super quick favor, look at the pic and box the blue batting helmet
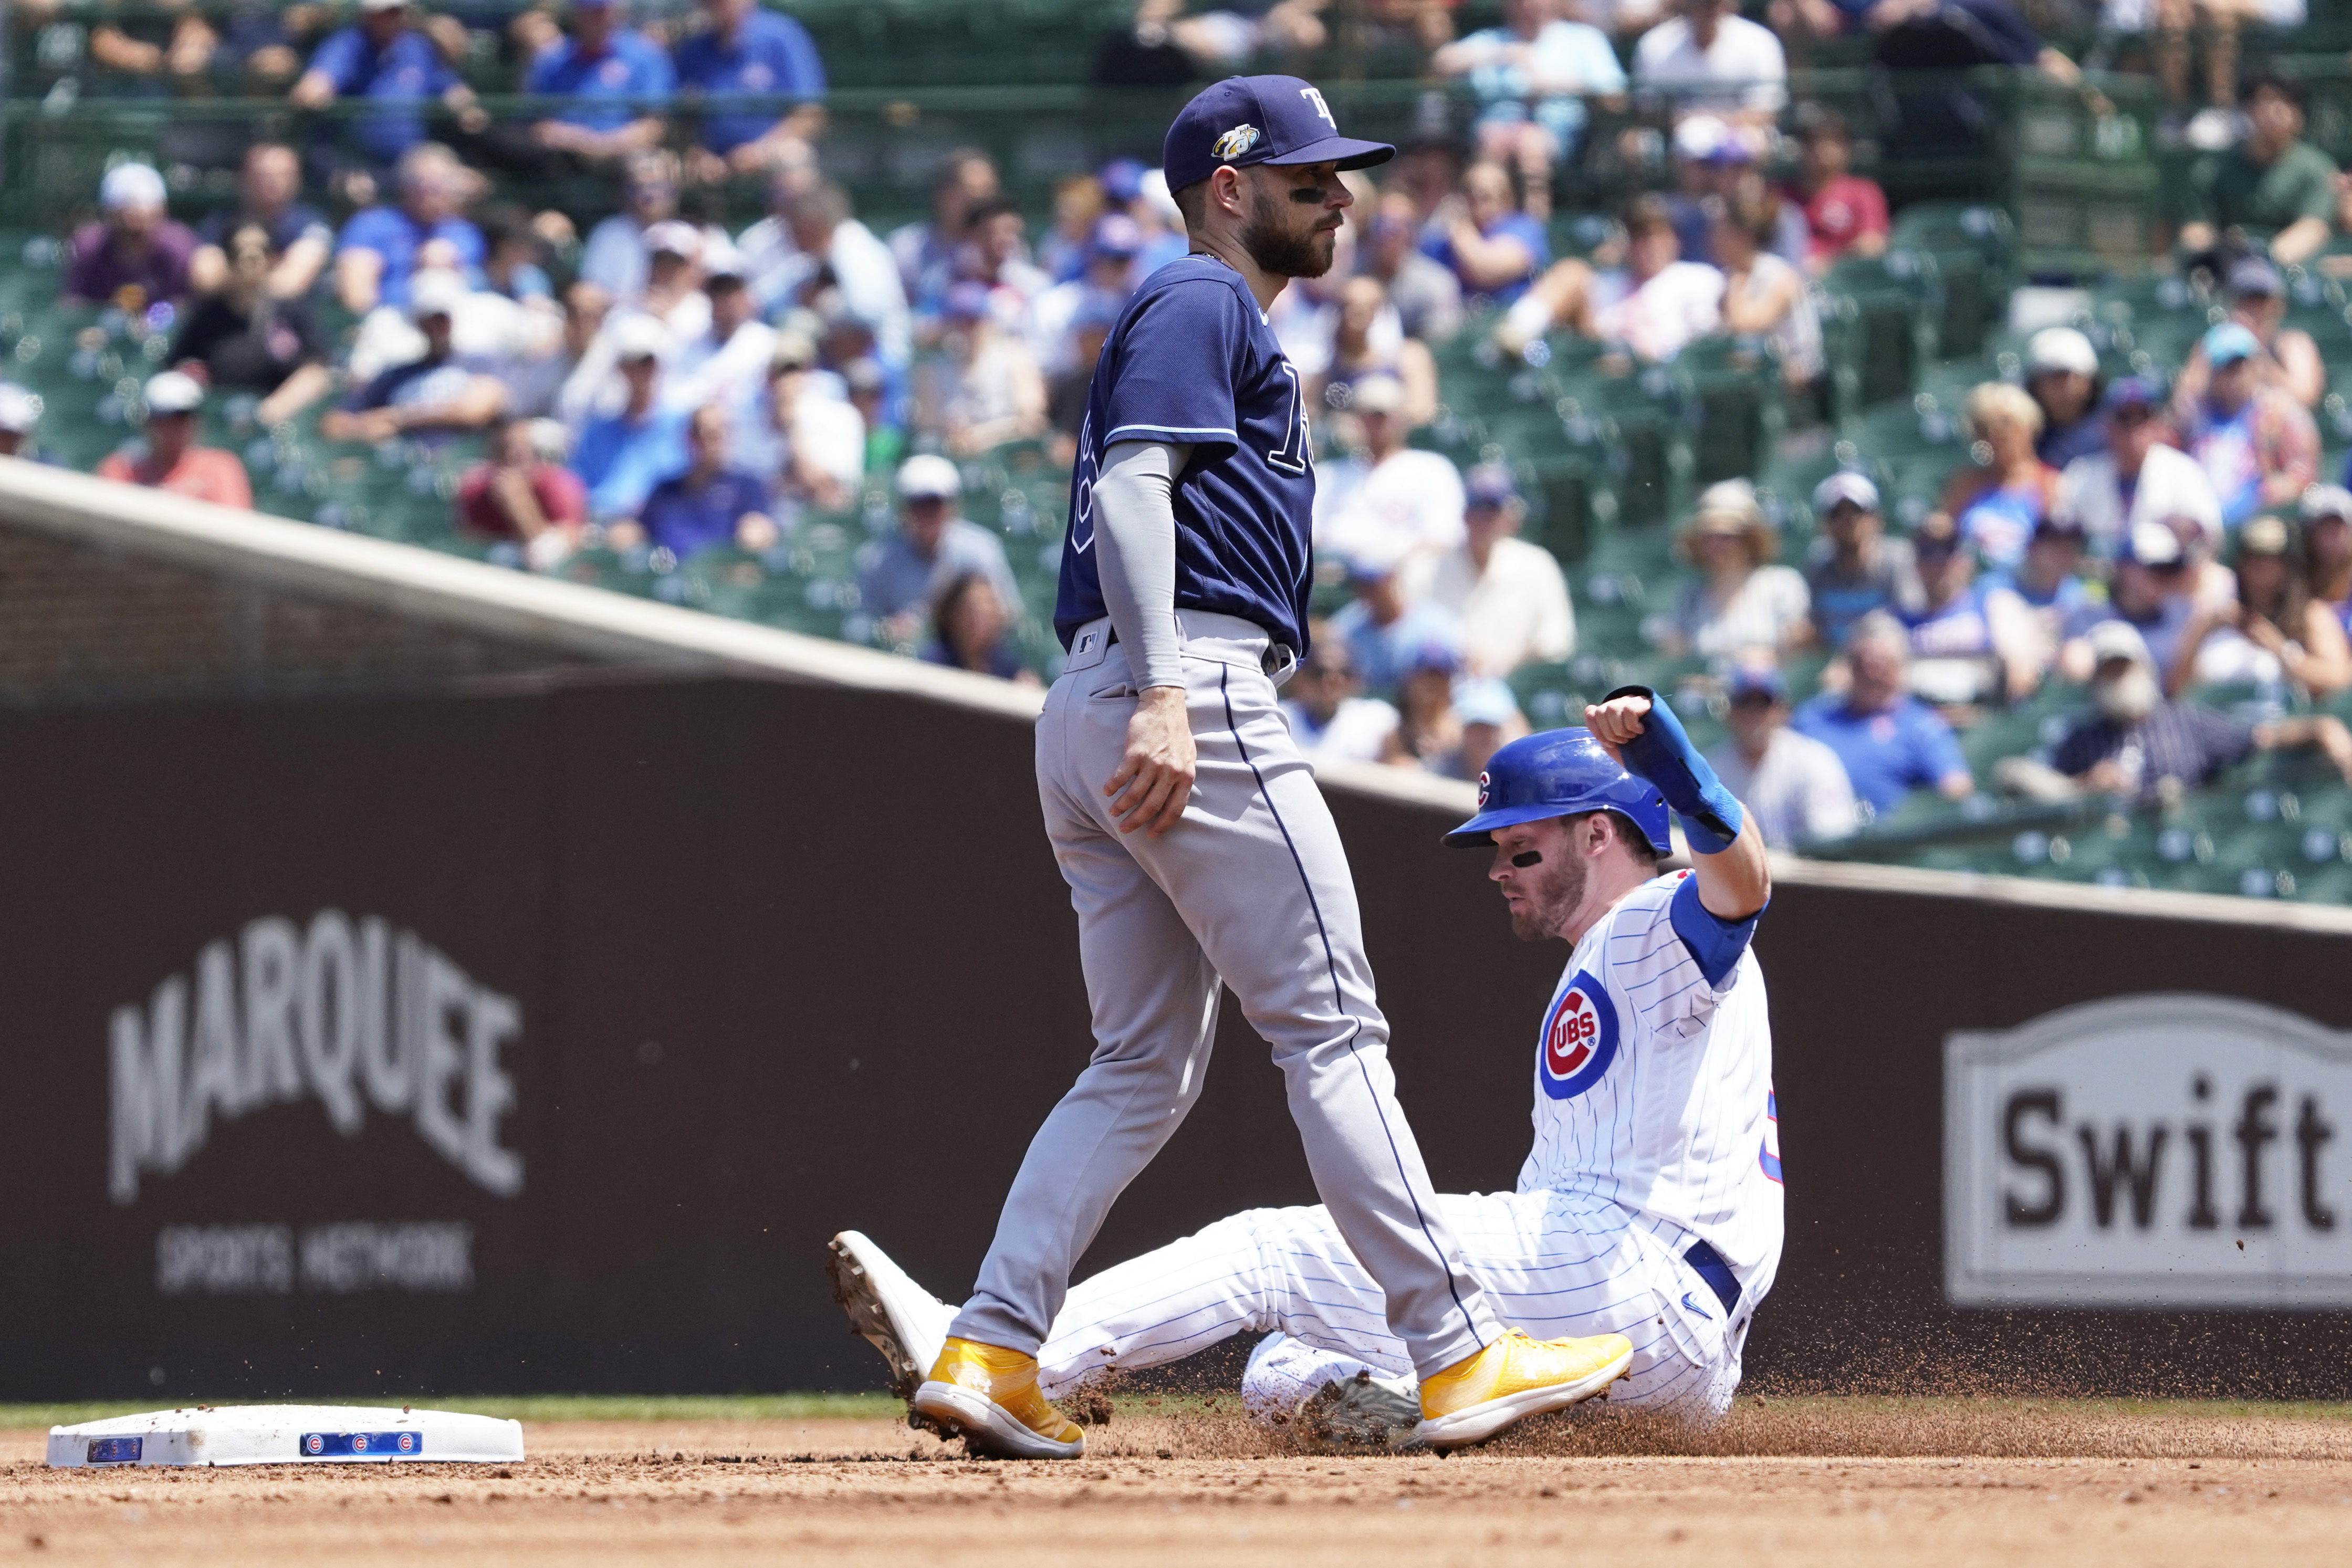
[1442,727,1671,854]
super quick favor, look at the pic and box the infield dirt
[7,1401,2352,1564]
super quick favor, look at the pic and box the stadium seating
[12,0,2352,901]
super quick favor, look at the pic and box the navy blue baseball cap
[1163,76,1395,196]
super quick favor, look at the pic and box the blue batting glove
[1601,685,1744,855]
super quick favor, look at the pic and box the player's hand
[1106,685,1196,838]
[1583,693,1652,768]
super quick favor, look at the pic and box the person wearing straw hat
[1657,479,1810,660]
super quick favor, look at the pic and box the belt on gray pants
[1099,622,1299,680]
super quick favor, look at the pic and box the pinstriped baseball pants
[1036,1193,1750,1422]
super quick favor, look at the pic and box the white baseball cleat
[825,1230,953,1403]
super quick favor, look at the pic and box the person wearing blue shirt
[673,0,827,178]
[623,404,779,556]
[1327,553,1467,701]
[519,0,673,167]
[1420,159,1549,307]
[290,0,482,172]
[1792,611,1974,817]
[332,142,486,315]
[1431,0,1625,215]
[573,322,692,522]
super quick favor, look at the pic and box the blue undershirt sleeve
[1668,872,1763,990]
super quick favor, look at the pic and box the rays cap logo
[1163,75,1396,197]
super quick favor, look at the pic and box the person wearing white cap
[0,385,41,462]
[571,314,692,522]
[96,372,254,509]
[660,241,777,421]
[1310,373,1466,588]
[1803,469,1924,648]
[1996,616,2352,802]
[856,454,1021,645]
[579,152,728,305]
[2052,377,2223,555]
[322,269,508,444]
[2022,327,2105,471]
[635,220,714,337]
[67,162,198,307]
[2055,517,2201,682]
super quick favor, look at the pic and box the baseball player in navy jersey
[832,689,1781,1445]
[825,77,1635,1460]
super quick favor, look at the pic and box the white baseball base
[47,1405,525,1468]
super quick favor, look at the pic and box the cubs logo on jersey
[1538,970,1618,1100]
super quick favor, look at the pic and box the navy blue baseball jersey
[1054,255,1316,654]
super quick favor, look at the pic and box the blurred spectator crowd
[12,0,2352,859]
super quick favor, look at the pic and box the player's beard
[1507,840,1588,943]
[1240,183,1335,279]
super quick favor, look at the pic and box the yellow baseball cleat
[912,1337,1087,1460]
[1412,1329,1634,1450]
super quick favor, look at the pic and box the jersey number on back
[1267,361,1309,476]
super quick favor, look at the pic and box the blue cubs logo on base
[1538,971,1618,1100]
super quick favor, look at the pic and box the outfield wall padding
[3,674,2348,1402]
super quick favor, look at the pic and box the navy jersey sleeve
[1101,279,1245,456]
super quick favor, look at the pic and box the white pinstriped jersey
[1518,870,1784,1295]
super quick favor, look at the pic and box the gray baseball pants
[948,611,1502,1378]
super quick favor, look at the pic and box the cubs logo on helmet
[1538,971,1618,1100]
[1213,124,1261,161]
[1476,769,1491,807]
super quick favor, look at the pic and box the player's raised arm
[1585,688,1771,920]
